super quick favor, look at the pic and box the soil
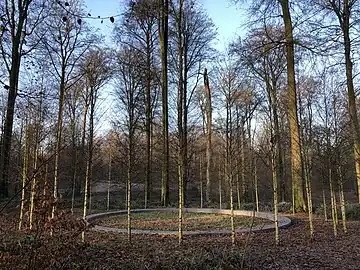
[1,210,359,269]
[96,211,272,231]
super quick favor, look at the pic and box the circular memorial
[86,208,291,235]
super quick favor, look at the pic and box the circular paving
[86,208,291,235]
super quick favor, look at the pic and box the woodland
[1,0,360,269]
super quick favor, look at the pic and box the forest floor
[1,209,360,269]
[96,211,272,231]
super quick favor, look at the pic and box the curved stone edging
[85,208,291,235]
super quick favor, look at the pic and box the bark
[176,0,184,244]
[52,71,66,219]
[341,0,360,204]
[304,156,314,239]
[329,166,337,237]
[204,68,212,205]
[71,123,78,214]
[80,90,89,196]
[241,122,246,201]
[225,91,234,244]
[299,95,314,240]
[219,159,222,209]
[29,125,40,230]
[82,86,95,241]
[158,0,170,206]
[270,72,284,202]
[236,169,241,209]
[280,0,306,211]
[145,30,152,208]
[0,0,31,198]
[338,164,347,233]
[107,152,112,211]
[18,121,28,230]
[322,189,328,222]
[271,144,279,245]
[127,135,133,243]
[200,155,203,208]
[254,155,259,212]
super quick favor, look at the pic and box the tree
[113,45,144,242]
[114,0,159,207]
[39,0,94,217]
[169,0,216,204]
[232,25,287,202]
[280,0,306,211]
[314,0,360,203]
[204,68,212,206]
[0,0,47,198]
[81,48,112,241]
[158,0,170,206]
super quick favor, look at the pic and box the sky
[82,0,248,133]
[83,0,248,51]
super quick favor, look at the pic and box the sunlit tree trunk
[338,164,347,233]
[254,155,259,212]
[329,167,337,237]
[219,157,222,209]
[280,0,305,212]
[322,189,328,222]
[107,152,112,211]
[304,156,314,239]
[200,155,203,208]
[271,145,279,245]
[18,120,28,230]
[29,127,40,230]
[241,123,246,201]
[236,169,241,209]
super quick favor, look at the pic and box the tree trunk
[29,128,39,230]
[52,73,66,218]
[200,155,203,208]
[107,152,112,211]
[18,121,28,230]
[271,145,279,245]
[280,0,305,212]
[82,85,96,241]
[337,164,347,233]
[177,0,184,244]
[219,158,222,209]
[0,1,30,197]
[341,1,360,204]
[254,155,259,212]
[71,124,78,214]
[204,68,212,206]
[159,0,170,206]
[322,189,328,222]
[127,136,132,243]
[329,166,337,237]
[145,31,152,208]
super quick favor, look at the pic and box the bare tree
[113,46,144,243]
[0,0,47,198]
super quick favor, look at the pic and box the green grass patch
[96,211,271,231]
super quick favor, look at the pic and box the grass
[96,211,271,231]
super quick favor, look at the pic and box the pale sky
[82,0,248,133]
[83,0,248,51]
